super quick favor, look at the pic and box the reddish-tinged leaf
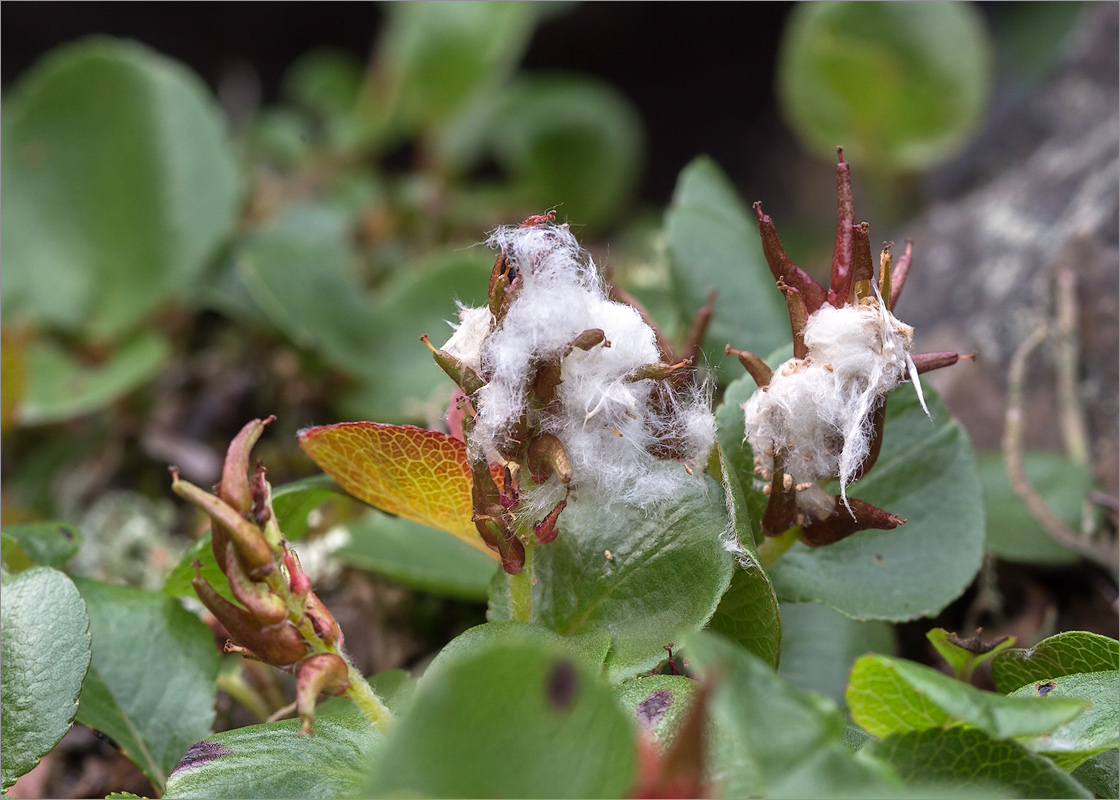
[298,423,495,560]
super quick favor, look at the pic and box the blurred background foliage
[3,2,1115,796]
[2,5,1115,789]
[2,0,1107,616]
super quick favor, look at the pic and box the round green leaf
[777,1,992,171]
[164,715,382,799]
[1,567,92,790]
[490,477,734,682]
[337,510,499,601]
[978,450,1089,564]
[73,578,220,792]
[1011,672,1120,771]
[766,385,985,621]
[665,157,790,369]
[2,38,239,338]
[868,727,1091,798]
[369,639,637,798]
[991,631,1120,695]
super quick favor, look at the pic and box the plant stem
[757,526,800,568]
[343,658,393,734]
[509,541,534,622]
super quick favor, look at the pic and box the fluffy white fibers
[742,296,921,517]
[441,223,715,515]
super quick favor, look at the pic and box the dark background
[2,3,800,206]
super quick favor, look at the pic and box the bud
[731,149,973,546]
[296,653,350,736]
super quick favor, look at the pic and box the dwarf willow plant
[4,158,1117,800]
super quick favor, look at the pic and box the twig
[1003,321,1118,576]
[1053,268,1090,466]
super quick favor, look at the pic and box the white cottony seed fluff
[742,292,927,518]
[442,223,715,516]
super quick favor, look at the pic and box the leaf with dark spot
[1035,681,1055,697]
[170,740,232,778]
[636,690,674,728]
[546,660,579,711]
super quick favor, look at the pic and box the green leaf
[374,1,540,133]
[664,157,789,369]
[684,631,855,797]
[715,370,775,544]
[0,520,80,568]
[991,632,1120,695]
[270,474,341,540]
[337,510,498,601]
[490,477,734,682]
[164,715,382,799]
[161,533,232,605]
[778,602,895,706]
[978,450,1089,564]
[765,741,904,798]
[1,567,91,790]
[73,578,220,792]
[422,621,612,681]
[927,627,1017,683]
[868,727,1091,798]
[847,654,1087,740]
[705,446,782,668]
[341,250,494,422]
[2,38,239,338]
[281,48,362,122]
[368,638,637,798]
[615,674,698,747]
[485,75,644,226]
[21,334,170,424]
[235,204,376,373]
[766,385,986,621]
[1011,672,1119,771]
[1071,749,1118,800]
[319,669,418,720]
[776,1,992,171]
[1,535,33,573]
